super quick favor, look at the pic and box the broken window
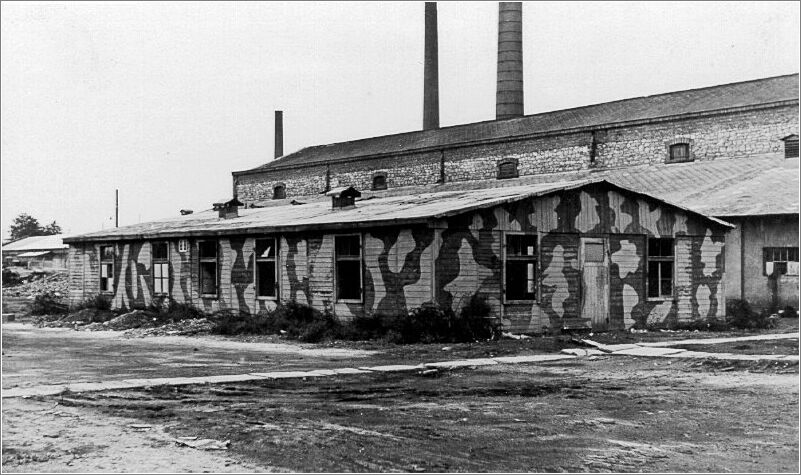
[273,184,286,200]
[505,234,537,301]
[255,238,278,299]
[668,143,691,163]
[335,235,362,301]
[178,239,189,253]
[647,238,674,298]
[198,240,218,297]
[764,247,799,276]
[152,242,169,295]
[100,245,114,293]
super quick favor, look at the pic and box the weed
[30,292,68,315]
[71,294,111,312]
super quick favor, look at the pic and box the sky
[1,1,799,238]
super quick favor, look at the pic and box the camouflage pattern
[67,183,728,331]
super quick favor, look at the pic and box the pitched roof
[2,235,68,252]
[62,179,730,243]
[237,74,799,173]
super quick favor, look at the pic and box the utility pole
[115,189,119,228]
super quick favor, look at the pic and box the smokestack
[496,2,524,120]
[423,2,439,130]
[274,110,283,159]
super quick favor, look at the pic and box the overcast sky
[2,1,799,238]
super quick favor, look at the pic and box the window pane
[660,278,672,297]
[199,241,217,259]
[152,242,168,260]
[154,264,162,278]
[660,260,673,279]
[336,261,361,299]
[101,246,114,261]
[200,262,217,294]
[255,239,276,259]
[257,261,276,297]
[335,236,361,257]
[647,263,659,298]
[507,235,537,257]
[505,260,537,300]
[648,238,673,257]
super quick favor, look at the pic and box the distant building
[2,235,69,270]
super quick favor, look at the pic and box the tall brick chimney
[496,2,523,120]
[423,2,439,130]
[274,110,283,159]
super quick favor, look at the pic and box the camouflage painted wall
[67,184,728,332]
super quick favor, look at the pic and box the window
[255,238,278,299]
[371,172,387,190]
[764,247,799,276]
[198,240,218,297]
[100,245,114,293]
[273,184,286,200]
[505,234,537,301]
[647,238,674,298]
[335,235,362,301]
[178,239,189,253]
[152,242,169,295]
[784,135,799,158]
[669,143,690,162]
[497,159,519,179]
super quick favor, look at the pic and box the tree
[43,221,62,235]
[8,214,62,242]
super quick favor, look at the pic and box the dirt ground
[2,358,798,472]
[2,322,799,472]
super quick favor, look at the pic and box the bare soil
[3,357,797,473]
[670,338,799,355]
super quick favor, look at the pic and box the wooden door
[580,237,610,331]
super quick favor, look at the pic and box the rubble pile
[81,310,158,331]
[1,271,68,299]
[124,318,215,338]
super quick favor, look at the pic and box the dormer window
[665,138,693,163]
[783,135,799,158]
[327,186,361,209]
[371,172,387,190]
[497,158,519,179]
[273,183,286,200]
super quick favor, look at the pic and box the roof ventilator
[213,197,243,219]
[327,186,361,210]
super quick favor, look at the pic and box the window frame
[99,245,115,294]
[255,237,280,300]
[334,234,363,303]
[178,238,189,253]
[646,237,675,300]
[665,138,694,164]
[496,158,520,180]
[197,240,219,298]
[273,183,286,200]
[151,241,170,296]
[371,171,388,191]
[763,247,799,276]
[503,232,538,303]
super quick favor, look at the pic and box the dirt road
[2,323,798,472]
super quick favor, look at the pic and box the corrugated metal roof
[2,235,68,252]
[238,74,799,172]
[62,178,731,243]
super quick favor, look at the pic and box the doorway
[580,237,610,331]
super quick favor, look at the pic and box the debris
[419,369,439,377]
[441,347,452,351]
[128,424,152,431]
[123,318,214,337]
[501,332,531,340]
[175,438,230,450]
